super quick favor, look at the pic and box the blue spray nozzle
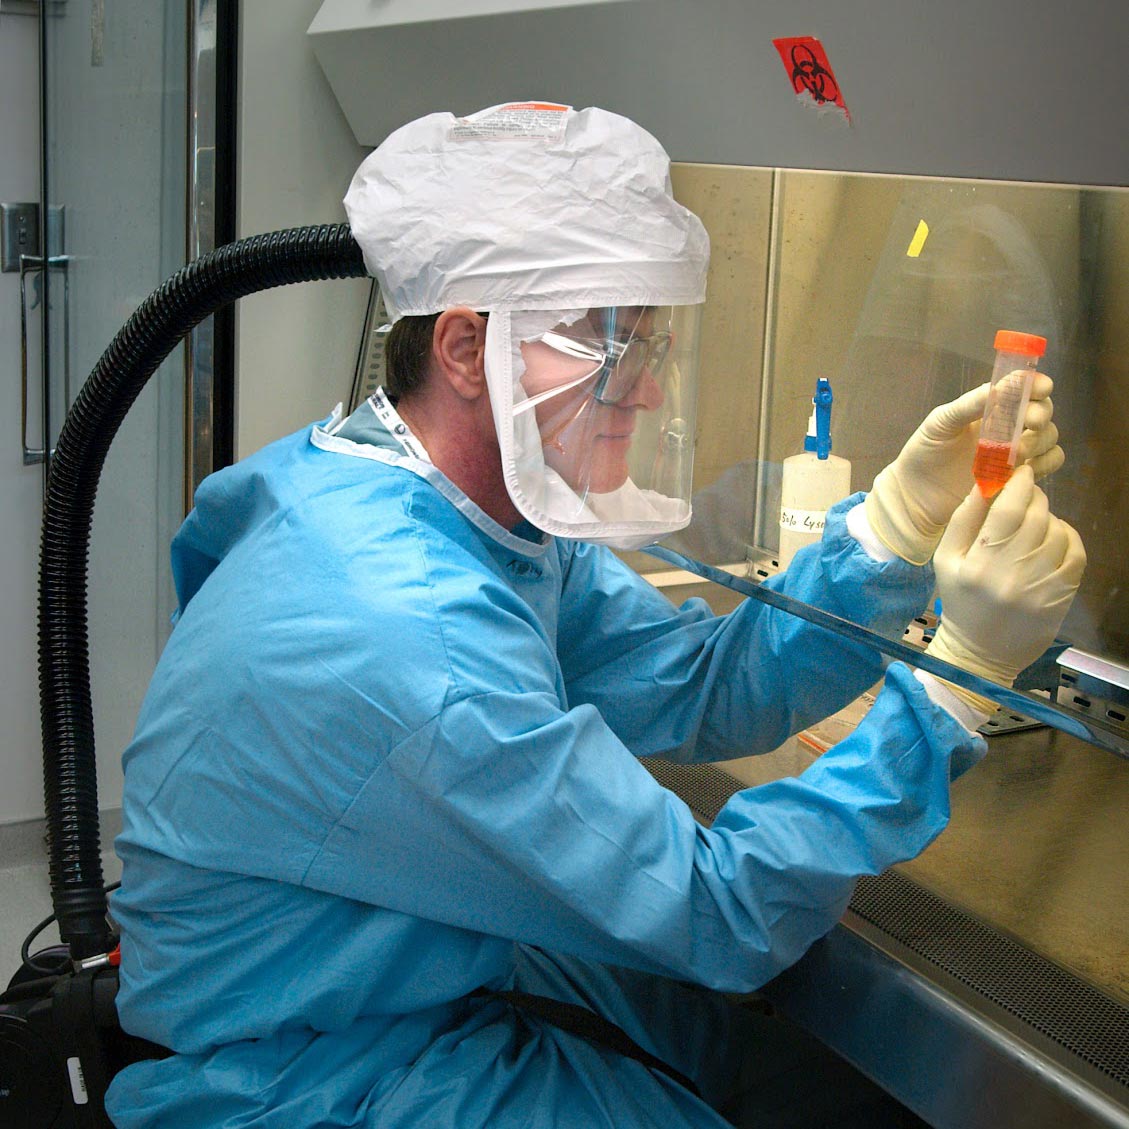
[803,378,834,459]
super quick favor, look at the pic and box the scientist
[105,103,1084,1129]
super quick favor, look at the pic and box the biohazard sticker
[772,37,851,124]
[451,101,571,141]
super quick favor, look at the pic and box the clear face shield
[485,304,702,549]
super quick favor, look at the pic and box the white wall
[235,0,370,458]
[0,11,46,824]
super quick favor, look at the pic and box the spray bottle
[779,378,852,567]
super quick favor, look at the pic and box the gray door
[1,1,188,826]
[43,0,189,818]
[0,7,48,827]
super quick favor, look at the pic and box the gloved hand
[865,374,1063,564]
[927,464,1086,713]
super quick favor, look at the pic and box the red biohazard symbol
[788,43,839,103]
[772,36,850,122]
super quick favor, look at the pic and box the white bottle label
[780,506,828,534]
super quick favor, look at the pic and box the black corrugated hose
[38,224,367,959]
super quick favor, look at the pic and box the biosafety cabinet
[309,3,1128,1126]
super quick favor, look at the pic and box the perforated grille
[647,759,738,824]
[851,871,1129,1088]
[647,760,1129,1090]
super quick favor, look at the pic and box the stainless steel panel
[760,172,1129,670]
[764,917,1129,1129]
[663,163,1129,681]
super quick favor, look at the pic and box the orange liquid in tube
[972,439,1016,499]
[974,330,1048,499]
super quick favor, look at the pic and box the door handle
[6,203,68,467]
[19,250,71,466]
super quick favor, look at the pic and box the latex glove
[927,464,1086,713]
[865,374,1063,564]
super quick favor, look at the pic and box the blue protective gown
[105,402,985,1128]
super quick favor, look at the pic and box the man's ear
[433,308,487,400]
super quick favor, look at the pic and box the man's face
[518,308,666,494]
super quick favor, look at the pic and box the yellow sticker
[906,219,929,258]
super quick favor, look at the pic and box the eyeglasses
[515,329,673,415]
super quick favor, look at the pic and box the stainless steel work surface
[648,720,1129,1128]
[717,722,1128,1006]
[896,726,1127,1005]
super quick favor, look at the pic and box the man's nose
[619,365,664,411]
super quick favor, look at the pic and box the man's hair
[385,313,439,402]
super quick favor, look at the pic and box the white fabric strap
[845,499,899,562]
[913,669,994,734]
